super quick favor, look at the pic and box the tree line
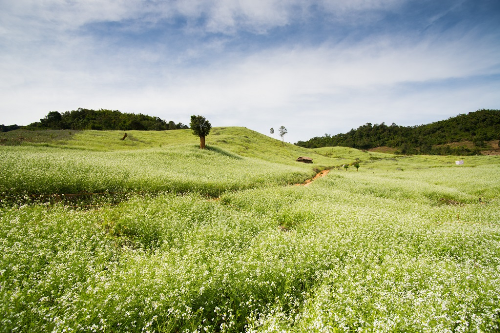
[0,124,21,132]
[12,108,189,131]
[296,109,500,155]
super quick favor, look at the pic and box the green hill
[296,109,500,155]
[1,125,500,331]
[0,127,361,198]
[0,126,375,166]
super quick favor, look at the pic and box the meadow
[1,128,499,332]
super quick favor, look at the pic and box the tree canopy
[190,115,212,149]
[279,126,287,142]
[25,108,188,131]
[296,109,500,155]
[0,124,21,132]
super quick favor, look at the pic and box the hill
[0,127,366,198]
[1,126,500,331]
[1,125,381,167]
[296,109,500,155]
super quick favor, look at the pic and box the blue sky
[1,0,499,143]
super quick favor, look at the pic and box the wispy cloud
[1,0,499,142]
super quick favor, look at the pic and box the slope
[1,127,368,199]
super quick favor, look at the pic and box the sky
[1,0,500,143]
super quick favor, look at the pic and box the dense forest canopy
[296,109,500,155]
[9,108,189,131]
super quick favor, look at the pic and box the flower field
[0,145,311,199]
[1,128,499,332]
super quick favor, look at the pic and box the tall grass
[2,159,500,332]
[1,129,499,332]
[0,145,311,198]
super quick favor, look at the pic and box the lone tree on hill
[190,115,212,149]
[279,126,287,144]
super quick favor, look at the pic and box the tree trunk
[200,136,206,149]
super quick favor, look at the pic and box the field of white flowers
[1,129,499,332]
[0,145,311,199]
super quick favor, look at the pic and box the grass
[0,129,77,145]
[0,128,326,199]
[1,128,500,332]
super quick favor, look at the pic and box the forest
[17,108,188,131]
[296,109,500,155]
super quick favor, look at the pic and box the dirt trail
[296,169,330,186]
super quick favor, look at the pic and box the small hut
[296,156,313,163]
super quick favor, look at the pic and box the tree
[352,161,360,171]
[190,115,212,149]
[270,128,274,135]
[279,126,287,144]
[40,111,62,128]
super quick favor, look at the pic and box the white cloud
[6,31,497,138]
[1,0,408,37]
[1,0,499,143]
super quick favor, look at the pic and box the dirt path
[296,169,330,186]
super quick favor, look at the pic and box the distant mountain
[24,108,188,131]
[296,109,500,155]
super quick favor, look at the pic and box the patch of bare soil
[482,149,500,155]
[482,141,500,155]
[296,169,330,186]
[438,141,476,149]
[435,140,500,155]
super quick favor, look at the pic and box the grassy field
[1,128,499,332]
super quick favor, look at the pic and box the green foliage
[0,124,21,132]
[190,115,212,149]
[297,109,500,155]
[279,125,287,142]
[25,108,188,131]
[190,115,212,138]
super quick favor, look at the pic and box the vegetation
[24,108,188,131]
[279,126,287,143]
[0,124,21,132]
[190,115,212,149]
[1,128,500,332]
[0,128,320,199]
[296,109,500,155]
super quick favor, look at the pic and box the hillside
[0,127,366,198]
[1,126,500,331]
[296,109,500,155]
[0,126,379,167]
[2,125,495,201]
